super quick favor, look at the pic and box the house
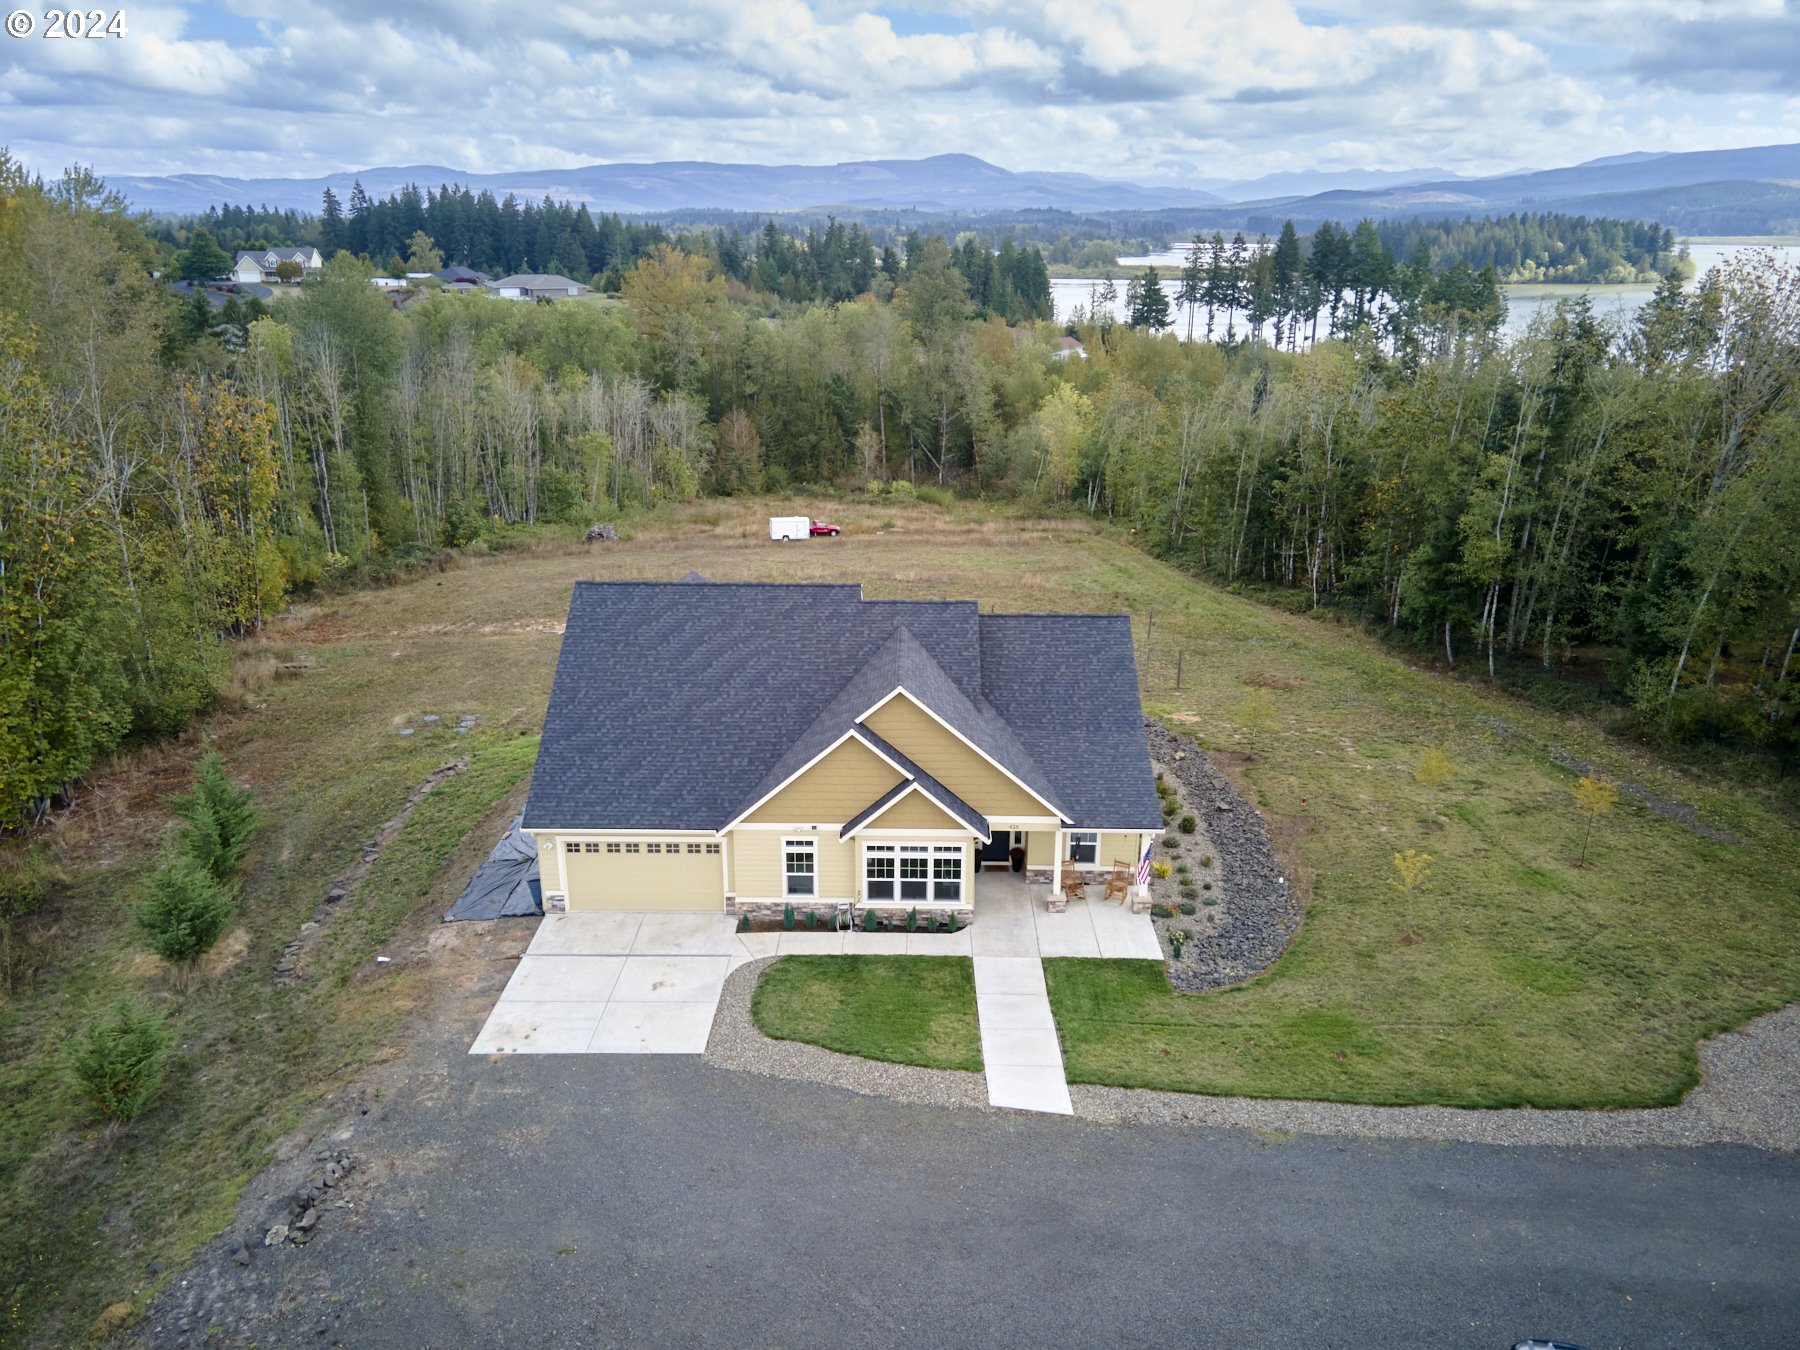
[230,246,323,284]
[437,266,491,287]
[370,277,408,289]
[522,580,1163,921]
[1051,336,1088,360]
[488,272,588,301]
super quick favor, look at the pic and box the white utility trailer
[769,515,810,541]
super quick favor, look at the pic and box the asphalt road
[219,1055,1796,1350]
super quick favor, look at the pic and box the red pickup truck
[808,520,841,537]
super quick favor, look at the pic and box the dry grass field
[3,495,1796,1343]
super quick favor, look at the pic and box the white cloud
[0,0,1796,184]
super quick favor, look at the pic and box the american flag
[1135,841,1153,887]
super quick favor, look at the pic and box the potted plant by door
[1008,844,1026,872]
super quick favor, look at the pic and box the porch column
[1051,829,1062,895]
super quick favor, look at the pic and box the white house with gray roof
[488,272,588,301]
[522,579,1162,924]
[231,246,323,284]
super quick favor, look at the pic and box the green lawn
[3,496,1796,1343]
[752,957,983,1071]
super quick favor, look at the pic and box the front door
[978,830,1011,867]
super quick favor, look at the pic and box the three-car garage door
[559,839,723,912]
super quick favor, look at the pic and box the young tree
[273,259,303,284]
[68,1001,173,1122]
[135,855,236,968]
[1572,774,1619,867]
[171,752,258,880]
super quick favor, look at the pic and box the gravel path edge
[706,959,1799,1150]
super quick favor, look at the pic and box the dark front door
[978,830,1011,866]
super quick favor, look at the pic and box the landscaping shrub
[737,913,749,932]
[68,1000,173,1123]
[135,856,235,966]
[1178,814,1196,834]
[1203,897,1218,906]
[1150,902,1173,918]
[1176,863,1190,875]
[1151,861,1172,879]
[862,907,878,931]
[1162,836,1179,850]
[1162,799,1178,819]
[1200,854,1213,868]
[1202,881,1213,891]
[1179,901,1197,916]
[906,907,918,933]
[170,753,258,881]
[1180,883,1198,898]
[783,903,796,931]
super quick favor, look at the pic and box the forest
[147,186,1679,287]
[4,151,1798,829]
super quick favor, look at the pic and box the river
[1052,238,1800,343]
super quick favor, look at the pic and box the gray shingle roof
[977,613,1164,828]
[522,581,1159,832]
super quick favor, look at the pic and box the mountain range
[110,143,1800,234]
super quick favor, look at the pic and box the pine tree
[320,186,344,256]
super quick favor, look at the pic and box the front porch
[969,869,1162,960]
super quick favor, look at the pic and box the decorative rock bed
[1143,720,1301,991]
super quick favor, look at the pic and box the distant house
[488,272,588,302]
[1051,336,1087,361]
[370,277,407,290]
[231,247,323,284]
[437,266,491,286]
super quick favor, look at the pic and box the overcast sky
[4,0,1798,184]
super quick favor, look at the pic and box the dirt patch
[1241,672,1308,691]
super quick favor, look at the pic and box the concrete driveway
[471,912,750,1054]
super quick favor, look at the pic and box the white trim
[860,839,968,906]
[856,686,1071,823]
[522,826,717,836]
[782,835,818,900]
[840,781,990,843]
[719,727,911,832]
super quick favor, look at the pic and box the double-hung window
[931,846,962,903]
[898,845,930,902]
[864,844,895,900]
[784,838,816,897]
[1067,832,1098,864]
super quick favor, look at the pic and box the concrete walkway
[973,956,1072,1114]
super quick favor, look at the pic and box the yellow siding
[867,790,965,831]
[556,837,723,911]
[729,831,856,902]
[1024,830,1056,866]
[1100,832,1148,868]
[862,695,1053,817]
[745,738,904,824]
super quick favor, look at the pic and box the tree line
[3,152,1796,828]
